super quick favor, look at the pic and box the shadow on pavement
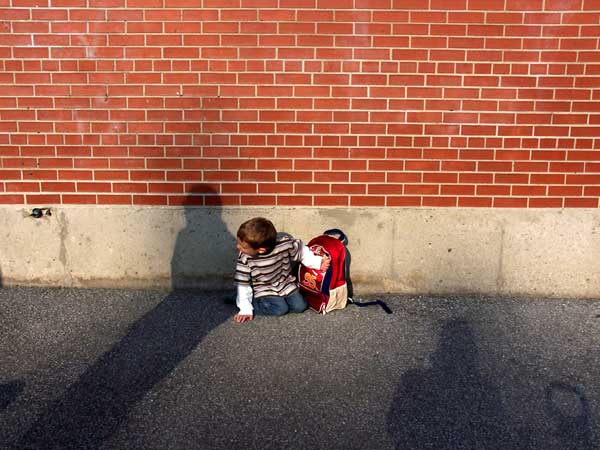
[12,186,235,450]
[387,318,530,450]
[545,382,595,450]
[0,380,24,411]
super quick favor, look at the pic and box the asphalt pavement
[1,286,599,450]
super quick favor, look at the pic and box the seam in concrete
[57,210,73,287]
[391,213,397,282]
[497,222,506,294]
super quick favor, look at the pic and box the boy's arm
[300,244,331,271]
[234,284,254,323]
[234,255,254,322]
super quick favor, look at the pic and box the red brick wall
[1,0,599,208]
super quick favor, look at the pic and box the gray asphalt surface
[1,286,599,450]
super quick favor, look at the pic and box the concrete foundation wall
[1,205,599,298]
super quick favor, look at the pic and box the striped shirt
[234,237,303,299]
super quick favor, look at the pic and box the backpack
[298,229,350,314]
[298,229,393,315]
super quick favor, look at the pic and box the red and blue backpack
[298,229,392,315]
[298,229,349,314]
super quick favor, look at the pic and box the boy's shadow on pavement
[13,186,235,450]
[387,318,531,450]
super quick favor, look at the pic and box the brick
[94,170,128,181]
[566,174,600,184]
[40,181,76,192]
[496,174,529,184]
[23,170,57,181]
[493,197,528,207]
[3,158,38,168]
[405,184,440,195]
[513,185,547,196]
[330,183,365,195]
[564,197,598,207]
[221,183,257,194]
[294,183,329,194]
[314,196,349,206]
[350,196,385,207]
[528,198,563,207]
[0,194,25,203]
[458,196,492,207]
[276,195,312,206]
[133,195,168,206]
[76,182,111,193]
[351,172,386,183]
[95,194,131,205]
[423,196,458,207]
[424,172,458,183]
[545,0,582,10]
[584,186,600,196]
[369,184,403,195]
[442,184,475,195]
[164,171,201,182]
[210,194,241,206]
[57,170,92,180]
[0,170,22,180]
[314,171,348,183]
[585,163,600,173]
[386,196,421,207]
[24,194,59,204]
[253,182,293,195]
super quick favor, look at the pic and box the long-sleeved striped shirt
[234,237,323,315]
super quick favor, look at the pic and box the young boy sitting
[233,217,330,323]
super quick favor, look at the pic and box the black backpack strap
[323,228,348,245]
[323,228,391,314]
[348,298,393,314]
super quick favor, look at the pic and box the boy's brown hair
[237,217,277,251]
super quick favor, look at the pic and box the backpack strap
[323,228,348,245]
[348,298,393,314]
[323,228,392,314]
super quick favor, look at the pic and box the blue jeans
[253,290,307,316]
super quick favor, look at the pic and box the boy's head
[236,217,277,256]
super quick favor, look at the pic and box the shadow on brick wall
[11,185,235,450]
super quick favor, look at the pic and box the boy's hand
[320,255,331,272]
[234,313,254,323]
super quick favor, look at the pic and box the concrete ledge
[1,205,599,298]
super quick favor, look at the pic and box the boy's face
[236,237,266,257]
